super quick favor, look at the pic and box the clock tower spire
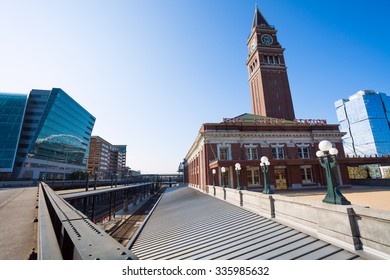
[246,4,295,120]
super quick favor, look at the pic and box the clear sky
[1,0,389,174]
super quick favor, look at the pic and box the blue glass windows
[0,93,27,172]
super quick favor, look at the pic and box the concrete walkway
[281,186,390,211]
[0,186,38,260]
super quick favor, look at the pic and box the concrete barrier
[193,185,390,259]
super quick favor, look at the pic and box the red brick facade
[184,116,350,192]
[247,6,295,120]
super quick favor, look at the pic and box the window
[218,144,231,160]
[272,145,284,159]
[298,145,310,159]
[246,168,260,185]
[301,166,313,184]
[245,146,258,160]
[219,147,228,160]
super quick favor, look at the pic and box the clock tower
[246,5,295,120]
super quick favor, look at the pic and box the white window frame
[244,144,258,160]
[218,144,231,160]
[297,144,310,159]
[301,165,313,184]
[271,144,285,159]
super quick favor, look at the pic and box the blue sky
[1,0,389,174]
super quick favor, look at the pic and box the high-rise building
[87,137,127,179]
[246,5,295,120]
[4,88,96,180]
[115,145,127,178]
[0,93,28,178]
[335,90,390,157]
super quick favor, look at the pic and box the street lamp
[212,169,216,186]
[221,167,226,189]
[316,140,351,205]
[260,156,273,194]
[235,163,241,190]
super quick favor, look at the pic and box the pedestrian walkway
[282,185,390,211]
[0,186,38,260]
[131,185,363,260]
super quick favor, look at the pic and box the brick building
[183,6,351,191]
[184,114,349,191]
[87,136,128,179]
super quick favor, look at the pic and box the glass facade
[0,93,27,173]
[335,90,390,156]
[10,88,96,180]
[29,88,94,165]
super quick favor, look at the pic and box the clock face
[261,34,273,45]
[250,39,257,51]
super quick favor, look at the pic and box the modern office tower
[246,5,295,120]
[0,93,28,178]
[335,90,390,157]
[11,88,96,180]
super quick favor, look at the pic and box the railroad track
[110,188,165,246]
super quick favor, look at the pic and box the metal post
[93,172,97,191]
[85,174,89,192]
[317,140,351,205]
[261,156,273,194]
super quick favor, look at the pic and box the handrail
[38,182,138,260]
[38,183,63,260]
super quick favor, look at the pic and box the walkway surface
[0,186,38,260]
[282,186,390,211]
[131,186,363,260]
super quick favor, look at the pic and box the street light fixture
[221,167,226,189]
[260,156,273,194]
[316,140,351,205]
[235,163,241,190]
[212,169,216,196]
[212,169,216,186]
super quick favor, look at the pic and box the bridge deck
[131,186,364,260]
[0,186,38,260]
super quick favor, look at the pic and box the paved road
[0,186,38,260]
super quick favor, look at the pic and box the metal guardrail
[38,182,138,260]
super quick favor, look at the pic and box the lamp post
[85,171,90,192]
[221,167,226,189]
[260,156,273,194]
[316,140,351,205]
[212,169,216,196]
[93,171,98,191]
[235,163,241,190]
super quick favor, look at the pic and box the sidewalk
[281,185,390,211]
[0,186,38,260]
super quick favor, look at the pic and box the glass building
[0,93,28,176]
[335,90,390,157]
[9,88,96,180]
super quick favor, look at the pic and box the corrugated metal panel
[131,186,362,260]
